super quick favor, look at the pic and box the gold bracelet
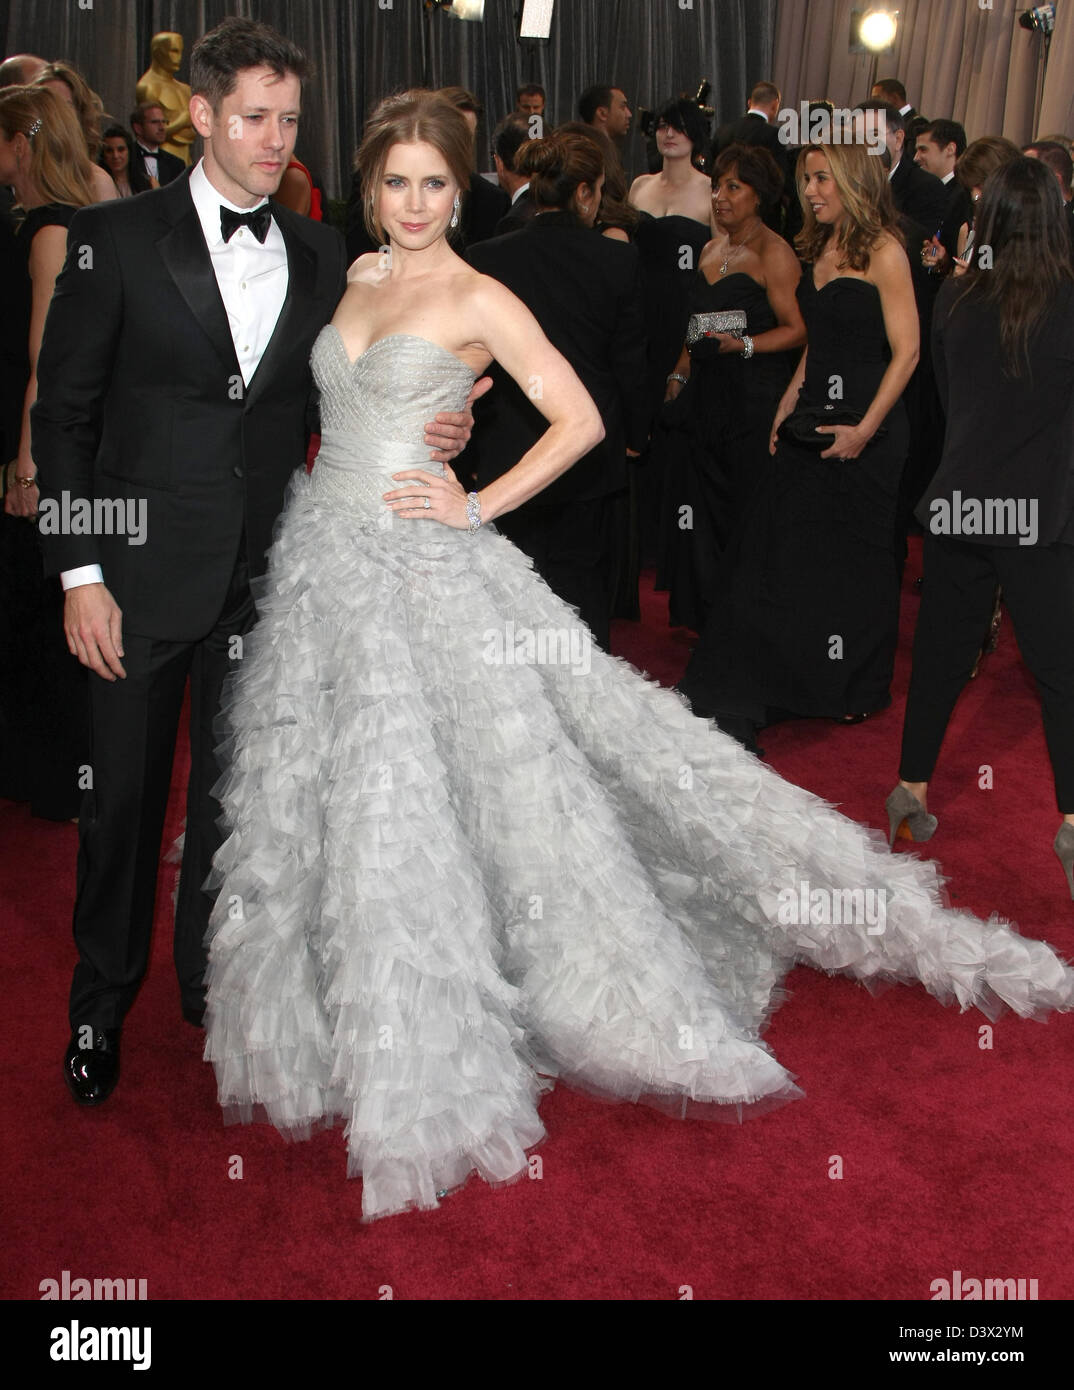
[15,473,37,488]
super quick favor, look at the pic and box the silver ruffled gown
[204,329,1074,1222]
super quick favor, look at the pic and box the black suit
[889,157,948,237]
[938,181,974,257]
[134,143,185,187]
[32,171,347,1031]
[466,212,649,647]
[712,113,794,229]
[494,187,537,237]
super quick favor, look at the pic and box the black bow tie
[220,204,272,244]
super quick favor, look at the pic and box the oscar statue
[136,31,195,165]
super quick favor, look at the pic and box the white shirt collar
[899,103,912,116]
[746,107,769,122]
[189,158,271,248]
[511,181,530,205]
[941,170,954,185]
[888,158,900,181]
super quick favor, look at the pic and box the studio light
[859,8,899,51]
[427,0,485,21]
[520,0,554,40]
[1018,4,1056,34]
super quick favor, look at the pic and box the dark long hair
[949,155,1074,376]
[99,124,152,194]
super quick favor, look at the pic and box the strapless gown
[203,328,1074,1223]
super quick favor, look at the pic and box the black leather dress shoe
[63,1027,121,1105]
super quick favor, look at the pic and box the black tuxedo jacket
[465,212,649,507]
[889,157,947,236]
[134,144,186,187]
[32,171,347,641]
[494,188,537,237]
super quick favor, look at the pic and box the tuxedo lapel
[243,204,317,407]
[155,177,242,379]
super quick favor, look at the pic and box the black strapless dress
[678,273,909,733]
[633,211,713,415]
[656,271,793,631]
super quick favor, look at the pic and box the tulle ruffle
[204,467,1074,1221]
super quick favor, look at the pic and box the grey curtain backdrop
[773,0,1074,146]
[2,0,779,200]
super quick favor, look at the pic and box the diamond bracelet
[466,491,482,534]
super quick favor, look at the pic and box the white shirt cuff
[60,564,104,590]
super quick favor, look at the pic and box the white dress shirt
[137,144,159,182]
[511,181,531,205]
[62,159,289,591]
[746,107,770,122]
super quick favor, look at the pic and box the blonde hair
[32,60,104,159]
[794,142,903,272]
[355,89,473,243]
[0,85,98,209]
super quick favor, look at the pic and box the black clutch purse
[777,403,887,451]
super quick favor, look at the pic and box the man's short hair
[517,83,545,103]
[923,118,967,158]
[190,16,310,110]
[493,113,533,172]
[440,85,484,121]
[1024,139,1074,193]
[130,101,164,128]
[861,98,905,136]
[749,81,781,108]
[873,77,907,104]
[578,84,615,125]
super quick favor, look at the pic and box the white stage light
[860,9,899,52]
[444,0,485,21]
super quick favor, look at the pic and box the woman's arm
[769,346,808,454]
[704,239,806,358]
[816,236,919,460]
[275,165,312,217]
[4,223,67,518]
[383,275,604,530]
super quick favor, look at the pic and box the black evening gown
[626,211,713,593]
[678,272,909,732]
[0,202,89,820]
[656,271,793,631]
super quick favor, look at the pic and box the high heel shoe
[885,785,938,848]
[1055,823,1074,900]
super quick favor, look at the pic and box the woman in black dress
[886,157,1074,895]
[0,85,95,818]
[678,142,919,753]
[657,144,805,631]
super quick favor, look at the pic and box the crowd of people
[1,20,1073,1219]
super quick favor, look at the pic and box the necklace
[720,220,763,275]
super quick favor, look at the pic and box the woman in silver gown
[203,92,1074,1224]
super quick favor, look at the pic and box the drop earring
[450,194,460,229]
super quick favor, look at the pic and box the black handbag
[777,403,887,451]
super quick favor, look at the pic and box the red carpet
[3,538,1072,1301]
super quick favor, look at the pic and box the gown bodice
[796,273,891,412]
[309,327,476,522]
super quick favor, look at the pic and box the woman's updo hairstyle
[355,88,474,242]
[517,130,604,212]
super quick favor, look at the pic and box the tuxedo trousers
[69,540,255,1029]
[494,496,613,653]
[899,535,1074,813]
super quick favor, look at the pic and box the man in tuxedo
[871,78,918,125]
[1024,140,1074,265]
[859,101,947,234]
[915,119,972,258]
[579,83,633,141]
[130,102,186,186]
[492,114,537,236]
[32,18,475,1107]
[711,82,794,228]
